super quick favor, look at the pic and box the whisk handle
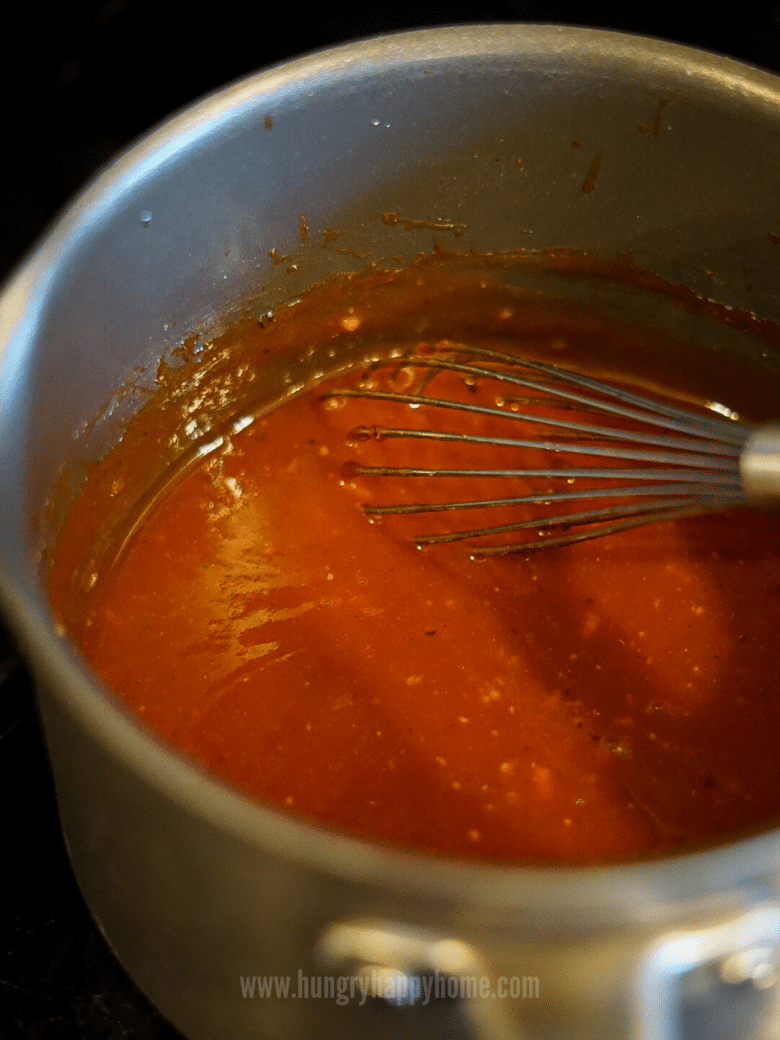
[740,423,780,504]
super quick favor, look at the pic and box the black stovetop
[4,5,780,1038]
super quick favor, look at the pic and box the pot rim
[3,23,780,923]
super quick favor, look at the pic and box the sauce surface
[48,256,780,864]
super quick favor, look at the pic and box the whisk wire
[414,498,730,547]
[349,423,742,468]
[468,506,716,557]
[390,354,748,444]
[332,344,760,553]
[423,344,749,443]
[361,482,745,518]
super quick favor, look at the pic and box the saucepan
[2,25,780,1040]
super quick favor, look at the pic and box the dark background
[4,4,780,1038]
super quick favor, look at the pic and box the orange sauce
[47,255,780,864]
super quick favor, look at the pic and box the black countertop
[4,4,780,1038]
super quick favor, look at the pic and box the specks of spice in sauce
[47,254,780,864]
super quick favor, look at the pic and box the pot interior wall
[8,27,780,577]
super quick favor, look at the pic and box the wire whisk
[330,341,780,555]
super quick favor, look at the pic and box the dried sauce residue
[650,94,675,139]
[299,214,309,245]
[382,212,465,237]
[320,227,369,260]
[581,152,604,194]
[264,115,273,130]
[268,248,292,267]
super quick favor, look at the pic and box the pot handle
[634,903,780,1040]
[317,918,527,1039]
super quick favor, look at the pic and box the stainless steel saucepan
[2,25,780,1040]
